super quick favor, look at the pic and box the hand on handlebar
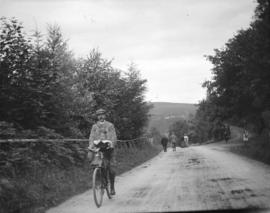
[89,140,113,151]
[107,142,113,149]
[88,146,99,152]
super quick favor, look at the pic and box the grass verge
[229,135,270,165]
[0,143,161,213]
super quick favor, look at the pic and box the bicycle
[89,140,113,208]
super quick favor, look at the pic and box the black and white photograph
[0,0,270,212]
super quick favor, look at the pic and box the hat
[96,108,106,115]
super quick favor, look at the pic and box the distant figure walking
[161,136,169,152]
[243,129,249,146]
[170,133,177,151]
[224,125,231,143]
[184,134,189,147]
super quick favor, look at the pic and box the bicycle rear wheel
[93,167,104,208]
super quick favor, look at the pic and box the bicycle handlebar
[88,140,113,152]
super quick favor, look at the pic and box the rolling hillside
[148,102,197,134]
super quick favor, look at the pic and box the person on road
[88,108,117,195]
[224,125,231,143]
[243,129,249,146]
[170,133,177,151]
[161,135,169,152]
[184,134,189,147]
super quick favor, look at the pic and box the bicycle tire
[93,167,104,208]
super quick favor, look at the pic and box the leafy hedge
[0,137,160,213]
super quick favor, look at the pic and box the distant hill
[148,102,197,134]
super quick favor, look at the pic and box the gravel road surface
[47,142,270,213]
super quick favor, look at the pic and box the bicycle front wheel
[93,167,104,208]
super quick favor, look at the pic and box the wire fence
[0,137,151,150]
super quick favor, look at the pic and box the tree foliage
[0,17,151,139]
[195,0,270,135]
[0,17,35,127]
[169,120,188,140]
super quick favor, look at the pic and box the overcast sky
[0,0,257,103]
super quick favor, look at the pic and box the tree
[149,127,162,145]
[41,24,76,133]
[169,119,189,145]
[202,0,270,132]
[72,51,151,139]
[0,17,39,127]
[0,17,151,140]
[114,63,152,139]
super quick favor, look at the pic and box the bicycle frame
[91,150,110,169]
[91,151,104,167]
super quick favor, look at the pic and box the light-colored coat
[89,120,117,148]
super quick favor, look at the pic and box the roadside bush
[0,141,160,213]
[0,122,17,139]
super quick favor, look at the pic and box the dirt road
[47,143,270,213]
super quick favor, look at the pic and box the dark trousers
[162,144,167,152]
[172,142,176,151]
[104,149,116,190]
